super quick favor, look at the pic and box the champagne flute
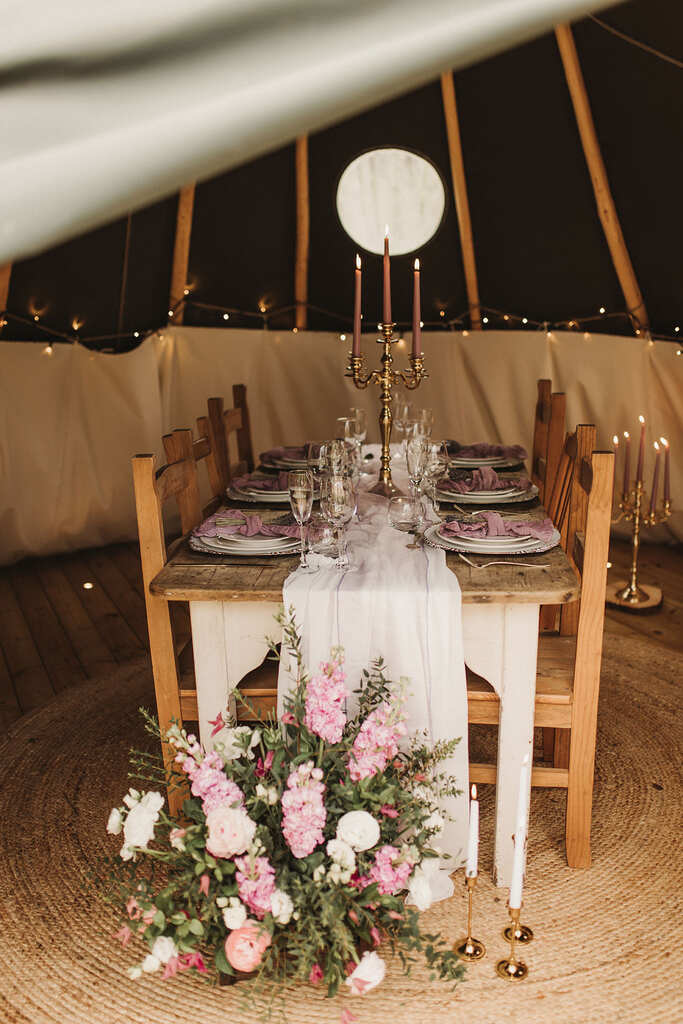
[423,440,449,512]
[288,469,315,571]
[406,436,428,496]
[319,473,355,568]
[349,407,368,443]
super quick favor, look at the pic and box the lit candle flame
[654,441,660,451]
[522,753,530,765]
[612,435,619,446]
[471,784,477,800]
[356,254,361,270]
[624,431,630,439]
[384,223,390,239]
[414,258,420,271]
[660,436,669,447]
[639,414,645,424]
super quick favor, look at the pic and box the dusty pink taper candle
[636,415,646,484]
[383,228,392,325]
[352,254,362,357]
[622,431,631,495]
[612,435,619,493]
[660,437,670,503]
[412,258,422,357]
[649,442,661,514]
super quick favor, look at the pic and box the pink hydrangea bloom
[179,749,245,814]
[368,845,413,895]
[281,761,326,858]
[234,855,276,919]
[304,653,348,743]
[348,701,407,782]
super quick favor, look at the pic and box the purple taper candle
[352,254,362,357]
[636,415,646,484]
[649,442,661,514]
[412,258,422,357]
[623,431,631,495]
[660,437,670,503]
[383,227,392,325]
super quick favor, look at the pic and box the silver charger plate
[189,535,299,557]
[424,522,560,556]
[437,483,539,505]
[227,486,290,504]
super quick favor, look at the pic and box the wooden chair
[531,379,566,504]
[467,439,613,868]
[195,386,255,500]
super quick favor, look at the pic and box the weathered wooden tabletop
[151,505,579,606]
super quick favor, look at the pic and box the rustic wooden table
[151,506,578,885]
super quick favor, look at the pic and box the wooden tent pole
[0,263,11,317]
[440,72,481,330]
[295,136,310,330]
[555,24,649,334]
[168,184,196,326]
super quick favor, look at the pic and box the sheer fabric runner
[278,451,469,872]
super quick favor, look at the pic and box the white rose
[326,838,356,872]
[337,811,380,852]
[123,788,141,810]
[345,951,386,995]
[255,783,268,800]
[407,866,433,911]
[222,897,247,930]
[219,726,253,761]
[205,806,256,859]
[121,791,164,858]
[327,863,352,885]
[106,807,122,835]
[270,889,294,925]
[151,936,177,964]
[267,787,279,805]
[141,954,160,973]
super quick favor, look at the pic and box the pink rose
[224,921,271,973]
[205,806,256,859]
[309,963,324,985]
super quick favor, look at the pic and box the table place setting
[424,510,559,557]
[228,469,293,503]
[437,465,538,505]
[445,440,527,470]
[190,508,301,558]
[259,444,318,469]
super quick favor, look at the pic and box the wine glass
[349,408,368,443]
[405,436,428,496]
[393,398,415,445]
[319,439,347,474]
[319,473,355,568]
[423,440,449,512]
[387,496,424,533]
[288,469,315,571]
[417,408,434,438]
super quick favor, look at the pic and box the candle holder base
[606,580,662,611]
[368,478,404,498]
[502,922,534,944]
[495,957,528,981]
[454,936,486,961]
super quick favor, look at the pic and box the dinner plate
[265,457,310,470]
[215,531,298,546]
[437,486,518,499]
[190,535,299,557]
[436,483,539,505]
[424,522,560,556]
[438,526,533,548]
[449,456,518,469]
[228,485,291,504]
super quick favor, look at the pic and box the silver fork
[457,552,550,570]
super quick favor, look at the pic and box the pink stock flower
[368,845,413,896]
[281,762,326,859]
[256,750,274,777]
[379,804,398,818]
[225,921,271,973]
[199,874,210,897]
[162,957,181,980]
[177,748,245,814]
[349,873,371,891]
[370,927,381,948]
[281,712,297,725]
[181,951,208,974]
[114,925,132,947]
[309,963,324,985]
[234,856,277,919]
[209,713,225,737]
[304,654,348,743]
[348,701,407,782]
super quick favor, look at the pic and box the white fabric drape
[0,327,680,565]
[0,0,615,263]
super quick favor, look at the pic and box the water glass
[319,473,355,568]
[349,408,368,443]
[405,436,428,495]
[288,469,314,571]
[423,440,449,511]
[387,496,424,533]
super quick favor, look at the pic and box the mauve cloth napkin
[439,467,531,493]
[194,509,300,539]
[441,511,555,541]
[446,441,527,461]
[260,444,319,465]
[233,471,290,491]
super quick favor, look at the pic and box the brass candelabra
[606,481,672,611]
[495,907,529,981]
[346,322,428,497]
[453,875,486,962]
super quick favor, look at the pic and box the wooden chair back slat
[233,383,255,473]
[546,392,567,498]
[560,425,597,636]
[195,414,225,499]
[207,397,230,490]
[161,429,203,535]
[532,379,552,499]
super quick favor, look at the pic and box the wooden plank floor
[0,537,680,733]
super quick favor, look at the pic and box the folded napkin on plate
[441,511,554,541]
[193,509,300,539]
[260,444,318,465]
[446,441,527,461]
[232,471,290,492]
[439,467,531,493]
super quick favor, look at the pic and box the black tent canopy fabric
[3,0,681,346]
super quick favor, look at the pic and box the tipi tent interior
[0,0,680,1021]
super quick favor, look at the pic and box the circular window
[336,148,446,256]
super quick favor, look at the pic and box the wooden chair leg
[554,728,570,769]
[542,727,556,762]
[565,725,595,868]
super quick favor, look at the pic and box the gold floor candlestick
[454,875,486,961]
[346,322,428,497]
[496,907,529,981]
[606,480,672,611]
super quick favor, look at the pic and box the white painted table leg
[190,600,281,748]
[493,603,540,886]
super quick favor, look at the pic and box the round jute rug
[0,634,681,1024]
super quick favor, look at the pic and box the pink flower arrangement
[281,761,326,858]
[180,749,245,814]
[348,701,407,782]
[234,855,276,919]
[368,845,414,895]
[304,653,348,743]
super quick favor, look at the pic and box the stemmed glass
[405,436,428,496]
[423,440,449,512]
[393,398,415,447]
[288,470,315,571]
[349,408,368,443]
[319,473,355,568]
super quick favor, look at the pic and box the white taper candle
[465,784,479,877]
[509,754,531,909]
